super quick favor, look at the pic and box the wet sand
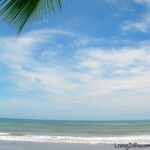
[0,141,148,150]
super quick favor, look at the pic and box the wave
[0,133,10,136]
[0,134,150,144]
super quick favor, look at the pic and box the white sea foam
[0,133,10,136]
[0,135,150,144]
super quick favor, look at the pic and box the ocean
[0,118,150,144]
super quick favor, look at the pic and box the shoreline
[0,134,150,144]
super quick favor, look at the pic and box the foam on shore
[0,134,150,144]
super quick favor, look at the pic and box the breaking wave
[0,134,150,144]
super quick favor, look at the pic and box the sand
[0,141,148,150]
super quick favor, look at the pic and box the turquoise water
[0,119,150,143]
[0,119,150,136]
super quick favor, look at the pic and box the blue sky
[0,0,150,120]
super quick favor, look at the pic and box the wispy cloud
[0,29,150,119]
[122,0,150,32]
[123,16,150,33]
[134,0,150,5]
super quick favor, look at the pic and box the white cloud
[1,30,150,93]
[122,0,150,32]
[123,16,150,32]
[0,29,150,119]
[135,0,150,5]
[75,48,150,97]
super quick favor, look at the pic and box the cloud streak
[122,0,150,32]
[0,29,150,119]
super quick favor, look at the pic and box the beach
[0,0,150,149]
[0,141,109,150]
[0,141,149,150]
[0,119,150,149]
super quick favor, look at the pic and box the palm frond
[0,0,61,33]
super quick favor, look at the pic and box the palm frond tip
[0,0,61,32]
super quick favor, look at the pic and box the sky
[0,0,150,120]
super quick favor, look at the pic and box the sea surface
[0,118,150,144]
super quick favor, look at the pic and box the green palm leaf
[0,0,61,32]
